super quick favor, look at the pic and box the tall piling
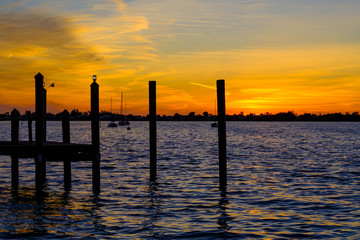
[35,73,45,194]
[91,75,100,194]
[149,81,157,181]
[62,110,71,189]
[42,88,47,181]
[11,109,20,190]
[217,79,227,192]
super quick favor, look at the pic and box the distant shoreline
[1,110,360,122]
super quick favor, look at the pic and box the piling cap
[11,108,20,117]
[35,72,44,80]
[62,109,69,116]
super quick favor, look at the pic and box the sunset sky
[1,0,360,115]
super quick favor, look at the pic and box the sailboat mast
[215,98,217,116]
[120,91,123,115]
[111,97,113,113]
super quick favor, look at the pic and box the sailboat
[107,97,118,127]
[107,121,117,127]
[211,98,218,127]
[118,91,130,126]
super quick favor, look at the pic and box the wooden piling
[26,111,33,144]
[11,109,20,190]
[62,110,71,189]
[42,88,47,181]
[43,88,47,142]
[217,79,227,192]
[35,72,45,194]
[35,73,45,146]
[149,81,157,181]
[11,109,20,143]
[91,77,100,194]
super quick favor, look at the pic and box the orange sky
[1,0,360,115]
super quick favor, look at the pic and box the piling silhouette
[62,109,71,190]
[91,76,100,194]
[149,81,157,181]
[1,74,228,196]
[0,73,101,195]
[217,79,227,193]
[11,109,20,190]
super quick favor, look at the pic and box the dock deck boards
[0,141,96,161]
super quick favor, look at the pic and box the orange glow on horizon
[1,1,360,116]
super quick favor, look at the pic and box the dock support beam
[11,109,20,191]
[217,79,227,193]
[62,110,71,190]
[91,77,100,194]
[149,81,157,181]
[35,73,45,194]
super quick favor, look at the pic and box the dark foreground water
[0,121,359,239]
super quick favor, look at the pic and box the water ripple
[0,121,359,239]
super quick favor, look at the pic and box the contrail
[190,82,216,90]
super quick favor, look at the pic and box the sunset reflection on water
[0,121,359,239]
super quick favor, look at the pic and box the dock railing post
[11,108,20,191]
[217,79,227,193]
[91,75,100,194]
[26,111,33,144]
[35,72,45,194]
[149,81,157,181]
[62,109,71,189]
[43,88,47,142]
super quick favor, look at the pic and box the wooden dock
[0,141,96,161]
[1,74,227,196]
[0,73,100,195]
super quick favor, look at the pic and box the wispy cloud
[0,9,106,111]
[190,82,216,90]
[0,0,157,112]
[0,0,28,10]
[1,0,360,115]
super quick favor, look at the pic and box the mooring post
[11,108,20,190]
[217,79,227,192]
[35,72,45,194]
[149,81,157,181]
[91,75,100,194]
[26,111,33,144]
[43,88,47,142]
[42,88,47,181]
[62,109,71,189]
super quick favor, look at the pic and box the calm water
[0,121,359,239]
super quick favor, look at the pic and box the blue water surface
[0,121,359,239]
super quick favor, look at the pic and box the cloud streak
[190,82,216,90]
[1,0,360,115]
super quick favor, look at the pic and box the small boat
[118,120,130,126]
[211,122,218,127]
[107,121,117,127]
[211,98,218,127]
[107,98,117,127]
[118,91,130,126]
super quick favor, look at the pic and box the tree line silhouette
[1,110,360,121]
